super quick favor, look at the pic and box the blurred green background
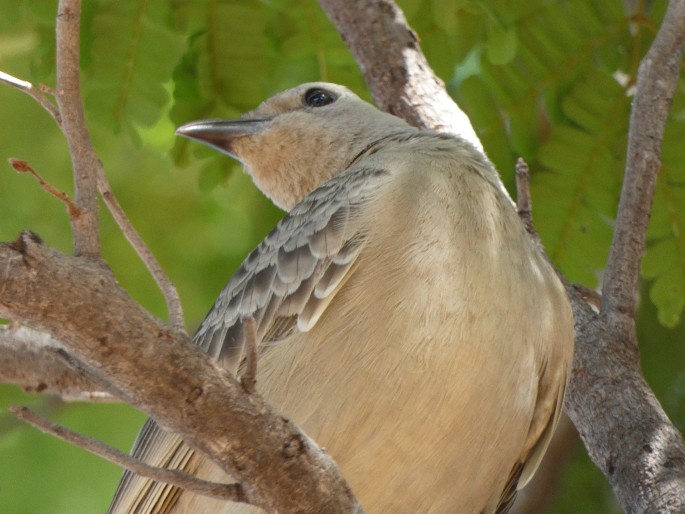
[1,0,684,512]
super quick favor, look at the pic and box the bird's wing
[108,419,198,514]
[195,165,391,370]
[107,165,391,514]
[494,355,569,514]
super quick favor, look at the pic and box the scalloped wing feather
[193,166,389,372]
[108,165,390,514]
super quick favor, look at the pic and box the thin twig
[53,0,184,329]
[0,71,62,126]
[9,406,248,503]
[56,0,100,257]
[8,159,82,219]
[514,157,540,244]
[600,0,685,332]
[95,168,185,330]
[240,317,258,394]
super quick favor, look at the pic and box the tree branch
[2,0,684,512]
[0,1,185,327]
[600,0,685,334]
[0,324,113,401]
[8,159,83,218]
[514,158,540,244]
[55,0,100,257]
[0,71,61,126]
[10,406,247,503]
[566,1,685,511]
[565,285,685,513]
[95,168,185,330]
[239,317,258,394]
[0,232,360,514]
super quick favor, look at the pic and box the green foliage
[86,0,185,132]
[644,91,685,328]
[1,1,684,513]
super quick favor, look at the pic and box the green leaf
[649,270,685,328]
[485,26,517,65]
[644,127,685,326]
[85,0,185,132]
[198,157,232,192]
[195,2,272,109]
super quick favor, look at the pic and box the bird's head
[176,82,412,210]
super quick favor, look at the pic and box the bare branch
[8,159,82,219]
[600,0,685,333]
[564,5,685,509]
[0,325,113,401]
[565,285,685,513]
[0,71,62,126]
[52,1,183,328]
[317,0,481,149]
[95,169,185,330]
[55,0,100,257]
[10,406,247,503]
[514,158,540,244]
[0,233,361,514]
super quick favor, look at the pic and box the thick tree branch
[0,324,113,401]
[0,233,360,514]
[565,286,685,513]
[2,1,684,512]
[564,2,685,511]
[55,0,100,257]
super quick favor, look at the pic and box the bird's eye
[303,88,337,108]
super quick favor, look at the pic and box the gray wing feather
[194,166,388,370]
[107,166,390,514]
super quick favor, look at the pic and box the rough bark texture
[566,286,685,513]
[56,0,100,257]
[0,233,361,514]
[600,0,685,327]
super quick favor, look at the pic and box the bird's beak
[175,118,271,157]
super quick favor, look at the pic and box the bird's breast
[254,157,569,513]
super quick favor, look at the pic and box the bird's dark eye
[303,88,337,108]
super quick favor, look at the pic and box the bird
[108,82,574,514]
